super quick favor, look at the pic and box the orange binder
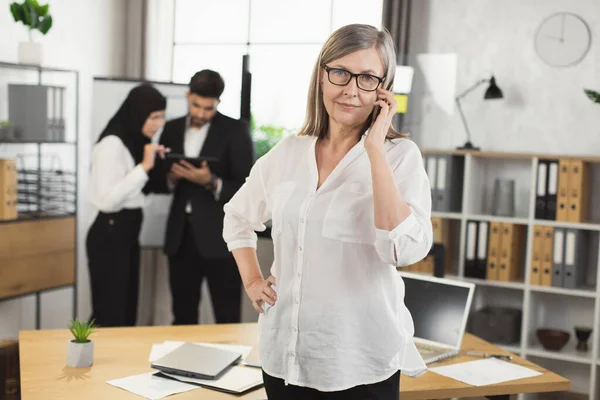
[497,223,526,282]
[486,222,501,280]
[0,159,18,221]
[529,225,543,285]
[567,160,590,223]
[539,226,554,286]
[556,159,570,221]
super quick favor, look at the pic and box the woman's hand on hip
[365,88,397,153]
[141,143,170,172]
[245,275,277,313]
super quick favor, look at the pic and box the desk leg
[486,396,509,400]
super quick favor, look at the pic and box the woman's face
[141,110,166,138]
[320,47,385,130]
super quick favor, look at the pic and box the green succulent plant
[69,319,97,343]
[584,89,600,105]
[10,0,52,40]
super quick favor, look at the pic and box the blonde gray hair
[297,24,406,140]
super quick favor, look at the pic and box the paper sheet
[430,358,542,387]
[161,365,263,393]
[107,372,198,400]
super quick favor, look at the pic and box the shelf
[0,61,79,74]
[0,212,75,224]
[431,211,462,220]
[530,285,596,298]
[420,148,600,163]
[462,276,525,290]
[532,219,600,232]
[465,214,530,225]
[526,344,592,364]
[0,141,76,145]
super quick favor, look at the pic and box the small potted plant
[66,319,96,368]
[9,0,53,65]
[584,89,600,105]
[0,121,15,141]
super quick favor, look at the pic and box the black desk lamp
[455,76,503,151]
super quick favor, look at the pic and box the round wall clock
[534,12,592,68]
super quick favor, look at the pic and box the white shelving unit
[425,149,600,399]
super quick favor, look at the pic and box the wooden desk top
[19,323,569,399]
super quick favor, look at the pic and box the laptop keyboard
[415,342,453,360]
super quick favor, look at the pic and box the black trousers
[86,208,142,327]
[262,370,401,400]
[168,216,242,325]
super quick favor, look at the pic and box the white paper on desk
[430,358,542,387]
[107,372,198,400]
[162,365,263,393]
[149,341,253,363]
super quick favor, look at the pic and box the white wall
[0,0,126,339]
[408,0,600,154]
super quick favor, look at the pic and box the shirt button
[292,327,298,332]
[294,298,299,304]
[300,218,305,223]
[299,246,303,251]
[297,272,301,277]
[289,352,295,357]
[390,233,397,239]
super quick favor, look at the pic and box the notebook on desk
[400,272,475,364]
[150,342,242,380]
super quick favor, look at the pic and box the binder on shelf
[434,155,464,213]
[424,155,438,211]
[464,220,483,278]
[497,223,526,282]
[545,160,558,220]
[556,159,570,222]
[486,221,501,281]
[476,221,489,277]
[535,160,548,220]
[567,160,590,223]
[551,228,565,287]
[0,159,18,221]
[563,229,588,289]
[529,225,543,285]
[432,217,444,244]
[539,226,554,286]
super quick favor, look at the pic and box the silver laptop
[151,343,242,380]
[400,272,475,364]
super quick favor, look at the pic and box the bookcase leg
[35,292,41,330]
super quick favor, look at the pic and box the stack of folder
[465,221,526,282]
[530,225,589,289]
[423,154,465,212]
[536,159,590,222]
[0,159,18,221]
[404,217,454,274]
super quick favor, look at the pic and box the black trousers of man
[168,216,242,325]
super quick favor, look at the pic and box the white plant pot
[18,41,42,65]
[66,340,94,368]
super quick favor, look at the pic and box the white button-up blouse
[223,133,433,391]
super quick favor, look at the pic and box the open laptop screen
[403,274,473,348]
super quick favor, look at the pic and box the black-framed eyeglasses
[323,66,385,92]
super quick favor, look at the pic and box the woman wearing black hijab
[86,83,168,327]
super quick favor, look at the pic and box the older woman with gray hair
[223,24,433,399]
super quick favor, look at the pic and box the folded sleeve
[373,141,433,266]
[223,157,271,251]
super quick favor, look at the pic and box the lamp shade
[484,76,503,99]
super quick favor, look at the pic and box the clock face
[534,12,592,67]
